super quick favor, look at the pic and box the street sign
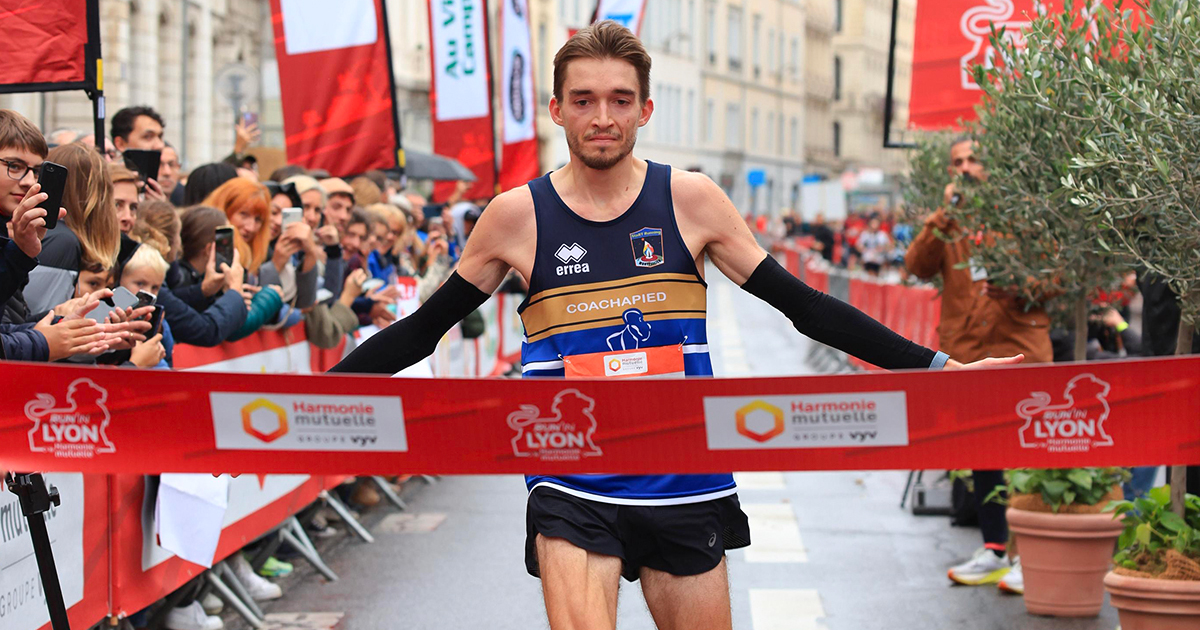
[747,169,766,188]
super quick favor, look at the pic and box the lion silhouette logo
[1017,373,1113,451]
[606,309,652,351]
[508,389,602,460]
[27,378,116,457]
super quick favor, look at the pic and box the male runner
[330,21,1021,630]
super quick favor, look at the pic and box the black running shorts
[525,486,752,582]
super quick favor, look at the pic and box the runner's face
[552,58,651,171]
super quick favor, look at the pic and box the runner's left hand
[945,354,1024,370]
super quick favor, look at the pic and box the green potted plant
[1103,486,1200,629]
[990,468,1129,616]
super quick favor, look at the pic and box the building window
[705,98,715,142]
[834,56,842,101]
[706,1,718,65]
[790,117,799,157]
[687,89,695,146]
[835,0,843,33]
[766,112,775,153]
[752,14,762,77]
[726,103,741,149]
[687,0,695,56]
[790,37,799,81]
[727,6,742,72]
[750,108,759,151]
[833,121,841,157]
[767,29,775,75]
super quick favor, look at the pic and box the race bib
[562,344,685,379]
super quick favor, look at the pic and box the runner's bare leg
[640,558,733,630]
[537,534,622,630]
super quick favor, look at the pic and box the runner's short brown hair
[0,109,49,158]
[553,20,651,104]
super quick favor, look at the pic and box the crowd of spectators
[780,207,913,280]
[1,104,488,630]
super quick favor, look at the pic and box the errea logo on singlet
[555,242,590,276]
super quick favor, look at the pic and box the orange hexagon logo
[736,400,784,443]
[241,398,288,443]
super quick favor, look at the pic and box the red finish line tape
[2,357,1198,475]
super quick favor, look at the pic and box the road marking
[714,281,751,375]
[749,589,825,630]
[734,472,786,489]
[742,502,807,563]
[376,513,446,534]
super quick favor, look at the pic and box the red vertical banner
[909,1,1116,130]
[499,0,540,191]
[429,0,497,201]
[269,0,402,176]
[0,0,89,89]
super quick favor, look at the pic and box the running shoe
[998,557,1024,594]
[257,556,294,577]
[201,592,224,615]
[947,547,1011,585]
[164,601,223,630]
[232,554,284,601]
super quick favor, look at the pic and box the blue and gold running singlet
[518,161,737,505]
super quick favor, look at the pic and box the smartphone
[37,161,68,230]
[361,278,385,295]
[123,149,162,183]
[147,305,165,337]
[214,226,235,267]
[422,204,444,220]
[242,110,259,127]
[135,291,157,309]
[112,286,141,310]
[282,208,302,229]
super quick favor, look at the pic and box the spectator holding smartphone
[25,142,121,315]
[110,106,169,201]
[116,244,171,368]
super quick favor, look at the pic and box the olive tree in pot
[1102,487,1200,629]
[962,0,1131,363]
[1064,0,1200,518]
[991,468,1129,616]
[961,3,1136,617]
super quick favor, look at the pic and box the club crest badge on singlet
[630,227,665,268]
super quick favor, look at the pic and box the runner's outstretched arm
[672,171,1018,371]
[328,189,529,375]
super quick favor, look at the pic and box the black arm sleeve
[328,272,491,374]
[740,255,938,370]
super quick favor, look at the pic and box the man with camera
[905,137,1055,595]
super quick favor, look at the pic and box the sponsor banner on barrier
[704,392,908,449]
[210,392,407,452]
[2,357,1199,475]
[0,474,84,630]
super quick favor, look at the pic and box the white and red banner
[0,0,90,90]
[429,0,497,200]
[499,0,540,191]
[269,0,402,176]
[4,355,1199,476]
[593,0,647,35]
[909,0,1122,130]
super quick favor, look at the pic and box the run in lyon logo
[1017,373,1114,453]
[507,389,602,461]
[26,378,116,459]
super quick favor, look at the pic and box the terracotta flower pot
[1104,571,1200,629]
[1006,507,1124,617]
